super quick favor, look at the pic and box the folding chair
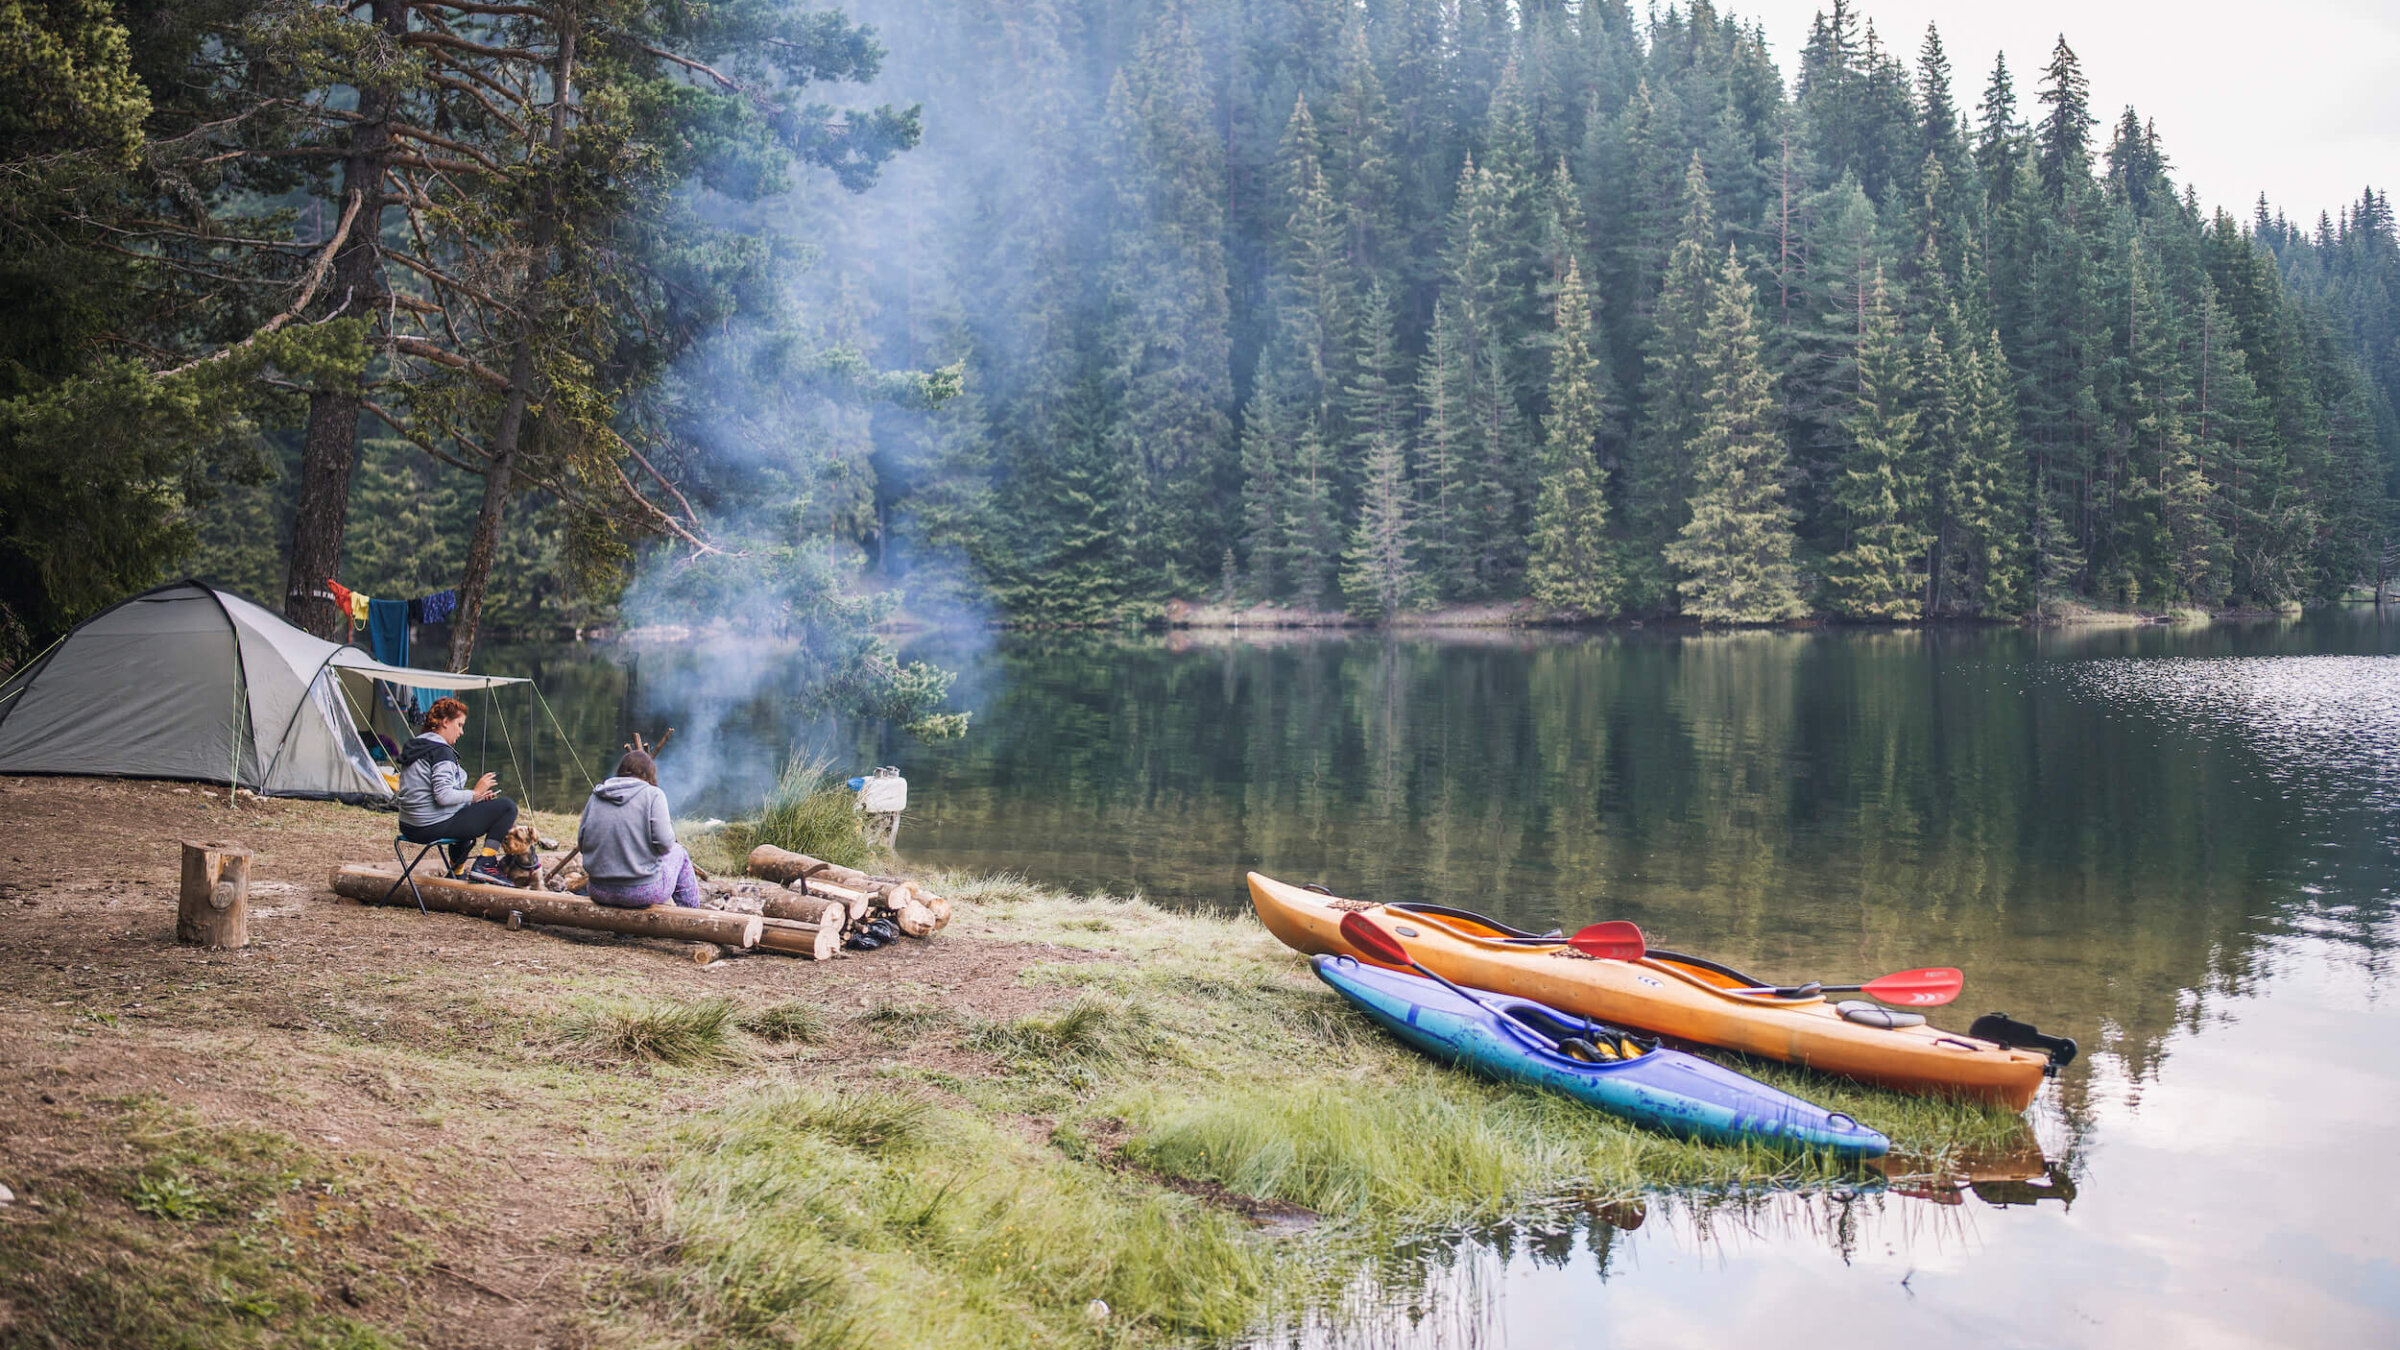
[382,834,473,914]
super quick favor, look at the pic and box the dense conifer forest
[3,0,2397,677]
[833,0,2400,623]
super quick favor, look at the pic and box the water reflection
[1247,935,2398,1349]
[472,614,2400,1348]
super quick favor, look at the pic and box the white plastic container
[857,769,907,814]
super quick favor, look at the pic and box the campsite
[5,0,2399,1346]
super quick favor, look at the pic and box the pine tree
[1528,259,1618,613]
[1626,153,1716,608]
[1667,248,1809,622]
[1341,287,1419,618]
[1945,321,2030,616]
[1100,11,1235,594]
[2034,37,2095,202]
[1413,297,1478,598]
[1824,270,1929,617]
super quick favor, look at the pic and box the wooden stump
[177,842,250,948]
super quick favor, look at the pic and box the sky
[1729,0,2398,228]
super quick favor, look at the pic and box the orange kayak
[1248,872,2050,1111]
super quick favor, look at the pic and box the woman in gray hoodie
[578,749,700,908]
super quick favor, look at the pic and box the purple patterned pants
[587,844,703,909]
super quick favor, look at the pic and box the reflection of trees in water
[905,622,2391,1098]
[1243,1167,2076,1349]
[506,619,2396,1129]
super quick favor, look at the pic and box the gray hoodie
[395,734,473,829]
[578,776,676,885]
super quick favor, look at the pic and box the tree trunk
[330,864,763,948]
[450,16,577,672]
[283,0,407,637]
[178,843,251,948]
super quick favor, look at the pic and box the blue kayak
[1314,954,1890,1159]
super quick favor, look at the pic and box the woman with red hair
[395,697,518,884]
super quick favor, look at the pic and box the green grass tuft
[969,994,1168,1069]
[650,1085,1265,1348]
[742,999,830,1045]
[559,995,746,1066]
[730,752,881,870]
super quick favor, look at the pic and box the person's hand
[473,772,498,801]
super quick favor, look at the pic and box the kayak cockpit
[1499,1002,1654,1064]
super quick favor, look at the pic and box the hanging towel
[326,579,356,612]
[349,590,370,623]
[418,588,458,624]
[366,596,411,666]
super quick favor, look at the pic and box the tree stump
[178,842,250,948]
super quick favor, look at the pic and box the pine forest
[6,0,2400,686]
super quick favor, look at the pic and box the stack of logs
[327,844,949,964]
[728,844,952,946]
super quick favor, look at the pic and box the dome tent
[0,579,522,801]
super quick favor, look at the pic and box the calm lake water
[469,615,2400,1348]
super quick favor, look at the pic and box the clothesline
[325,577,462,718]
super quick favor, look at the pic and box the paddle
[1728,967,1964,1007]
[1559,920,1646,962]
[1338,913,1630,1062]
[1339,912,1510,1014]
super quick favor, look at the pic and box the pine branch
[157,190,364,378]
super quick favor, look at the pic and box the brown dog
[500,825,550,890]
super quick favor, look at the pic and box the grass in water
[560,995,746,1066]
[730,751,881,870]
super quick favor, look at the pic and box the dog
[500,825,551,891]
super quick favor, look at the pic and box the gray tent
[0,579,522,801]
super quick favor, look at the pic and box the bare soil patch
[0,774,1105,1346]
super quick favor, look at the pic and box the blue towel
[418,588,458,624]
[366,597,411,667]
[366,597,452,716]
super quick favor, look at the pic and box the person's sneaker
[466,854,516,887]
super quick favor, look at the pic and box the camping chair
[382,834,474,914]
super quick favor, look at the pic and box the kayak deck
[1251,872,2050,1111]
[1314,954,1891,1158]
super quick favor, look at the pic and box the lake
[471,614,2400,1348]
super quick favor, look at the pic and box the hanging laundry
[366,597,411,667]
[417,588,458,624]
[326,579,356,612]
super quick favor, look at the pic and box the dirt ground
[0,774,1100,1348]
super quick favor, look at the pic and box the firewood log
[796,878,875,926]
[921,891,952,932]
[691,942,723,966]
[179,842,251,948]
[762,892,847,928]
[889,895,939,939]
[754,915,842,960]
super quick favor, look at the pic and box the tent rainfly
[0,579,523,801]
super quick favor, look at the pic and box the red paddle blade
[1566,920,1646,962]
[1339,911,1412,967]
[1860,967,1964,1006]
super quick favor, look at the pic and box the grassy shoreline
[0,784,2030,1349]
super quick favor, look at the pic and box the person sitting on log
[396,696,518,885]
[579,749,701,909]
